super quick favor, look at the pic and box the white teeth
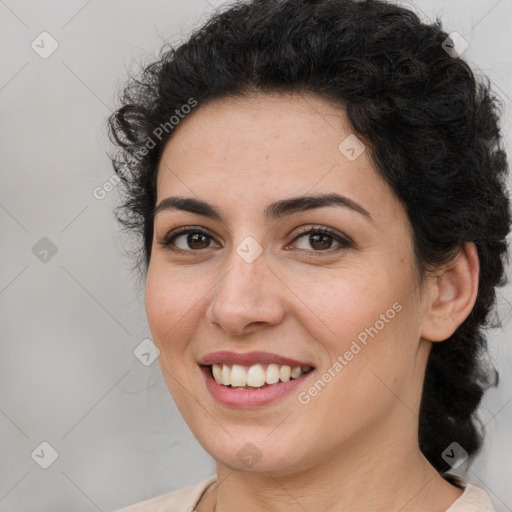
[279,365,291,382]
[290,366,303,379]
[266,364,280,384]
[221,364,231,386]
[210,363,312,388]
[246,364,266,387]
[230,364,247,387]
[212,364,222,383]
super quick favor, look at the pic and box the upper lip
[198,350,315,368]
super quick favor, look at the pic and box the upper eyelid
[163,225,343,240]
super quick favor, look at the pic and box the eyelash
[159,225,353,256]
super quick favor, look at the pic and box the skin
[145,91,480,512]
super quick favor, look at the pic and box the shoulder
[445,481,496,512]
[113,475,217,512]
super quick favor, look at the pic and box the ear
[420,242,480,342]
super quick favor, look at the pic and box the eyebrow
[153,193,373,223]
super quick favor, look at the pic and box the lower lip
[200,365,315,408]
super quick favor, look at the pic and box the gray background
[1,1,511,511]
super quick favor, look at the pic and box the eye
[288,226,352,254]
[159,225,352,255]
[160,227,219,252]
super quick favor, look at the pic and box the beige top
[114,476,497,511]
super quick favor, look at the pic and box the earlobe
[420,242,480,343]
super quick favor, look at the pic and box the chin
[196,432,310,476]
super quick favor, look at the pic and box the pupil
[311,233,331,250]
[189,233,208,249]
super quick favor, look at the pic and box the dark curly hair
[107,0,511,483]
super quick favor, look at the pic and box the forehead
[156,91,397,222]
[160,91,351,164]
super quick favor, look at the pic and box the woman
[108,0,510,510]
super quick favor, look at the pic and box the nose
[205,245,286,336]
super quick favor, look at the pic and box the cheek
[145,268,202,411]
[145,265,200,354]
[309,262,419,388]
[305,264,400,341]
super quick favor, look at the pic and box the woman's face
[145,92,431,475]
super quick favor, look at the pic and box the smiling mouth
[206,363,314,389]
